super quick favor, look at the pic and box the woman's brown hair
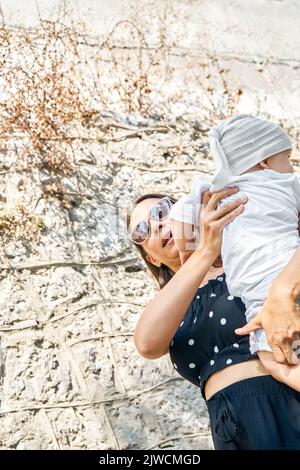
[127,193,177,289]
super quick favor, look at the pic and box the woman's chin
[165,240,178,256]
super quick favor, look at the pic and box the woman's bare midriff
[204,358,270,401]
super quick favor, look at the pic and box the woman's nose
[150,220,164,240]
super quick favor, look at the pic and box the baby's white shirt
[169,170,300,353]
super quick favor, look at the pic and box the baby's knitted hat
[209,114,292,191]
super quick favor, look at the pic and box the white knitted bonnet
[209,114,292,191]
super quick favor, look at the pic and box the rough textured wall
[0,0,300,450]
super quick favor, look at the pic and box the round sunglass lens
[150,199,171,220]
[132,220,149,243]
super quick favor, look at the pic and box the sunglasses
[129,197,175,245]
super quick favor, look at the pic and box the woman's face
[129,198,181,269]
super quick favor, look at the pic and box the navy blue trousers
[206,375,300,450]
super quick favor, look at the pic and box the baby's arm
[170,219,197,265]
[258,350,300,391]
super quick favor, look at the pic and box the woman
[128,188,300,450]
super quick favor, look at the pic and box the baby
[169,114,300,391]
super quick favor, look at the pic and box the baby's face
[266,149,294,173]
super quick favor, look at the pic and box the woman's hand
[196,186,248,257]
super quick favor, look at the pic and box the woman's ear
[146,254,161,267]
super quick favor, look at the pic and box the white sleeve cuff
[249,328,272,355]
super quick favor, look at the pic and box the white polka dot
[198,375,201,380]
[196,295,200,299]
[210,360,215,366]
[170,340,174,347]
[217,276,224,281]
[188,339,195,346]
[227,295,234,300]
[209,311,214,318]
[173,363,178,369]
[220,318,227,325]
[193,317,197,324]
[226,359,233,365]
[214,346,219,353]
[180,321,184,327]
[233,343,239,348]
[189,363,196,369]
[210,293,216,297]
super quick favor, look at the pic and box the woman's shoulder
[183,273,229,314]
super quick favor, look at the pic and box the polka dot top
[168,273,257,399]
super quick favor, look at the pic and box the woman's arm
[134,186,245,359]
[134,247,218,359]
[236,244,300,365]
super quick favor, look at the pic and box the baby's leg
[258,350,300,392]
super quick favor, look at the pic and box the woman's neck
[168,257,224,287]
[199,265,224,288]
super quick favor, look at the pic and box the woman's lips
[162,230,173,247]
